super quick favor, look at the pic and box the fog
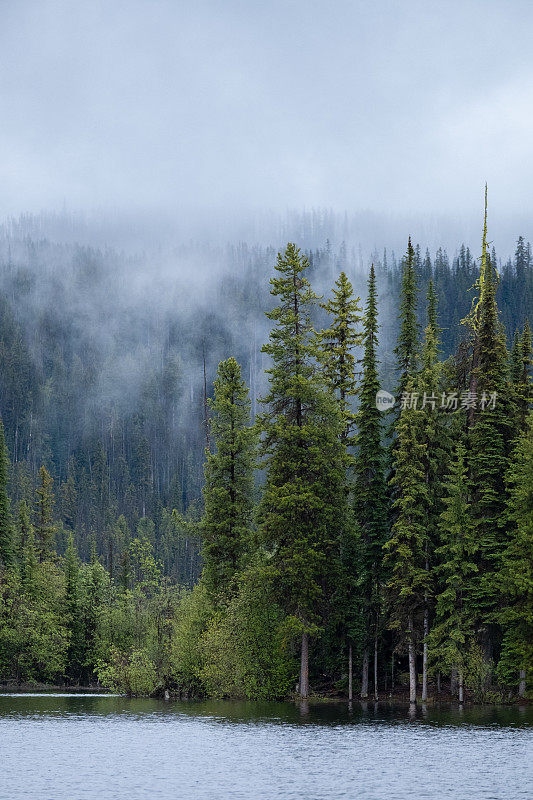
[1,0,532,254]
[0,1,531,492]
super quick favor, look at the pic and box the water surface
[1,694,531,799]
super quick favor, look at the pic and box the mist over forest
[0,207,530,577]
[0,2,532,735]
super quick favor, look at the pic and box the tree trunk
[361,647,369,698]
[408,612,416,704]
[348,642,353,702]
[300,631,309,698]
[458,669,464,704]
[374,633,378,701]
[451,667,458,696]
[519,669,526,698]
[422,603,429,702]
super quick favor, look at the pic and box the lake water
[0,694,531,799]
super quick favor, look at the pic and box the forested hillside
[0,207,531,702]
[0,218,530,578]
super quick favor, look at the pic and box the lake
[0,694,531,799]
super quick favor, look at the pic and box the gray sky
[1,0,532,236]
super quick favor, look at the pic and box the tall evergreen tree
[201,357,256,603]
[393,237,419,407]
[353,265,388,698]
[415,281,451,700]
[384,379,430,704]
[467,252,514,647]
[258,243,347,698]
[319,271,362,445]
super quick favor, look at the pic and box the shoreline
[0,684,111,694]
[0,684,528,706]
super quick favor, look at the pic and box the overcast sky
[1,0,532,237]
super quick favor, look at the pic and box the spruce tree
[201,357,256,603]
[468,254,514,638]
[319,271,362,445]
[353,265,388,698]
[258,243,347,698]
[384,378,430,704]
[0,419,14,569]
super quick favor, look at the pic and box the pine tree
[319,271,362,445]
[201,357,256,603]
[353,265,388,698]
[34,466,56,562]
[384,379,430,704]
[0,419,14,569]
[429,442,477,703]
[258,243,348,698]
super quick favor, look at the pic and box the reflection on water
[0,694,531,799]
[1,693,530,727]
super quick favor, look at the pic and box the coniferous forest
[0,203,531,703]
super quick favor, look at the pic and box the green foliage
[34,466,56,562]
[353,265,388,654]
[429,442,477,673]
[128,536,162,597]
[393,238,419,404]
[96,647,158,697]
[170,583,213,693]
[468,257,515,621]
[385,378,431,639]
[258,244,348,637]
[0,560,68,683]
[464,642,494,703]
[202,357,256,602]
[199,566,296,699]
[0,223,530,702]
[496,416,533,690]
